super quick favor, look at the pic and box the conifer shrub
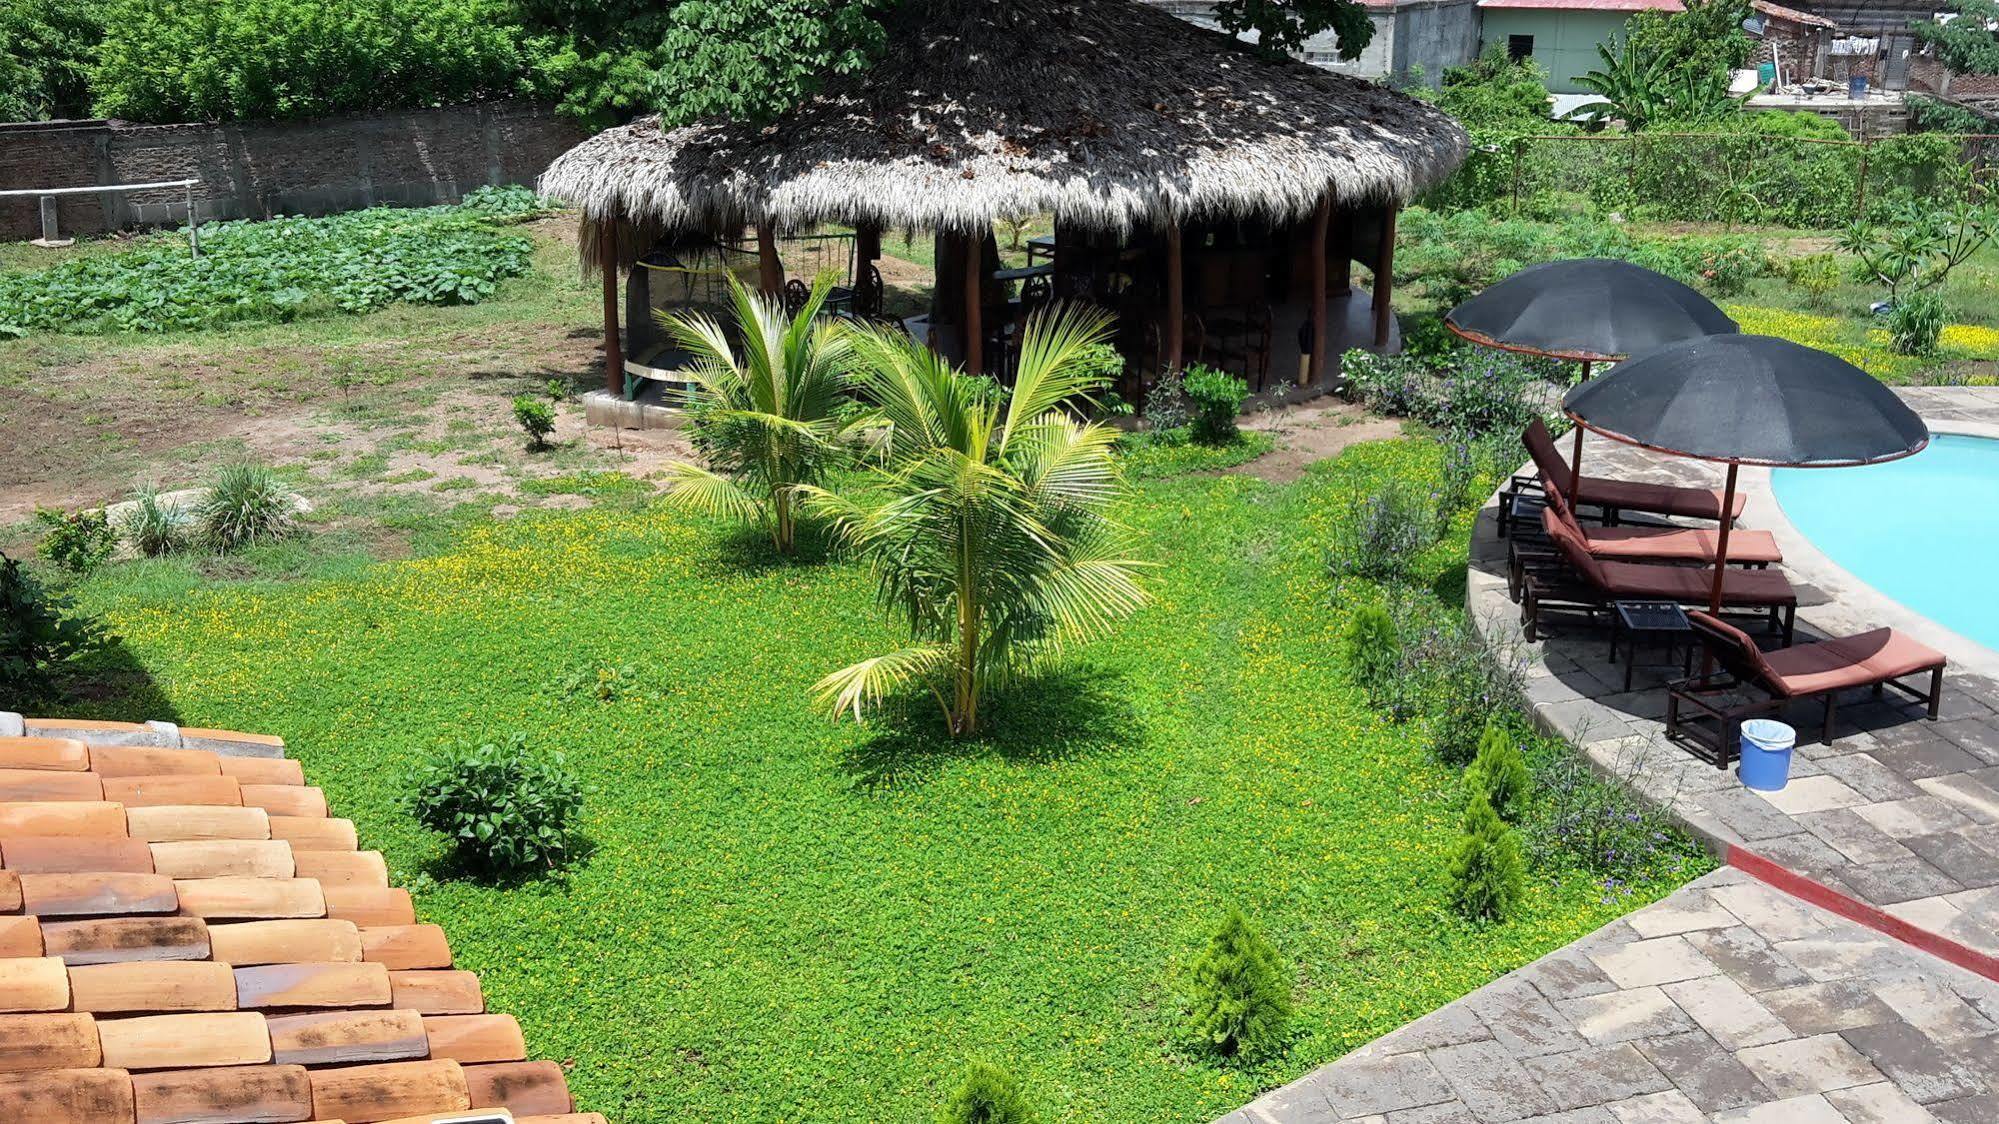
[1449,792,1526,922]
[1464,722,1530,823]
[1179,909,1293,1059]
[936,1061,1035,1124]
[1341,604,1403,713]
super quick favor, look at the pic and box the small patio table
[1609,600,1694,692]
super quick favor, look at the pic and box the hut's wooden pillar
[857,223,882,265]
[598,216,623,397]
[962,232,984,377]
[1371,207,1398,349]
[757,223,783,295]
[1307,196,1331,387]
[1165,224,1185,373]
[1327,206,1353,296]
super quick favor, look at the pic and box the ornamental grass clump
[1449,792,1526,922]
[1179,909,1293,1060]
[196,463,300,551]
[119,488,193,557]
[1464,722,1530,823]
[404,733,586,877]
[936,1061,1035,1124]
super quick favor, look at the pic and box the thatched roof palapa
[539,0,1469,240]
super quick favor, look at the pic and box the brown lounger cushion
[1523,419,1746,521]
[1544,477,1782,564]
[1689,612,1946,698]
[1542,508,1795,607]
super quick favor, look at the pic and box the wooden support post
[1308,195,1332,386]
[1371,207,1398,349]
[1165,224,1185,374]
[963,233,984,376]
[599,217,623,397]
[757,223,783,295]
[857,223,882,265]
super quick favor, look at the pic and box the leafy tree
[1211,0,1374,62]
[805,305,1149,737]
[0,0,103,121]
[659,273,859,556]
[936,1061,1035,1124]
[1179,909,1293,1059]
[1915,0,1999,75]
[1449,792,1526,922]
[1435,43,1555,129]
[1626,0,1754,84]
[0,553,105,699]
[1840,197,1998,306]
[1569,0,1751,130]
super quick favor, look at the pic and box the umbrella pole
[1708,462,1739,615]
[1568,424,1585,504]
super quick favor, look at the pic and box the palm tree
[657,273,857,555]
[802,305,1150,737]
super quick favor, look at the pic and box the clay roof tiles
[0,716,605,1124]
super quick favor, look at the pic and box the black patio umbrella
[1448,258,1740,497]
[1563,334,1929,612]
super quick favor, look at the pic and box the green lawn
[60,440,1704,1123]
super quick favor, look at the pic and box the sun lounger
[1522,505,1796,643]
[1540,477,1781,565]
[1667,611,1946,765]
[1522,418,1747,525]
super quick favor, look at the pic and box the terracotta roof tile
[270,817,357,852]
[465,1060,573,1116]
[40,917,212,966]
[0,1066,136,1123]
[173,876,326,920]
[0,1013,100,1072]
[422,1014,525,1064]
[385,971,483,1015]
[105,776,244,808]
[307,1060,471,1122]
[68,961,239,1013]
[207,920,363,966]
[0,716,602,1121]
[88,747,222,779]
[266,1009,427,1067]
[233,962,393,1010]
[96,1012,274,1070]
[0,738,91,772]
[0,801,129,837]
[0,770,104,803]
[128,1063,313,1124]
[293,851,388,888]
[357,925,451,970]
[20,872,179,917]
[127,805,272,843]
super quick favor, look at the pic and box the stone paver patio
[1219,387,1999,1122]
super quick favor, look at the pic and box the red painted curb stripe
[1728,845,1999,982]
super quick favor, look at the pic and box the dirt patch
[1230,397,1404,483]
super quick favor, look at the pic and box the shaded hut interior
[540,0,1468,411]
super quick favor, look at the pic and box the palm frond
[1001,303,1118,451]
[659,462,767,523]
[813,644,955,724]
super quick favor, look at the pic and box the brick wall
[0,100,586,242]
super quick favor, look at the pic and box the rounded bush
[404,733,586,876]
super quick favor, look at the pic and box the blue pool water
[1773,434,1999,651]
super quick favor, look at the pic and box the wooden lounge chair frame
[1666,611,1945,767]
[1511,418,1744,529]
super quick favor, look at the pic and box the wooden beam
[857,223,882,265]
[963,233,984,377]
[599,217,622,397]
[756,223,783,295]
[1308,196,1331,386]
[1372,207,1398,348]
[1165,224,1185,374]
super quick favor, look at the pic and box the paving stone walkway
[1224,868,1999,1124]
[1218,388,1999,1122]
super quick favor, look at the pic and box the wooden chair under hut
[538,0,1468,408]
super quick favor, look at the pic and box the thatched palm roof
[539,0,1468,236]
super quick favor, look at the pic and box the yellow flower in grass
[1941,322,1999,357]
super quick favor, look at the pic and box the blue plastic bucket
[1849,74,1869,100]
[1738,719,1796,791]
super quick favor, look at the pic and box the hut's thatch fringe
[540,0,1468,236]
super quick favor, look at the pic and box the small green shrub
[514,395,557,450]
[1179,909,1293,1060]
[1464,723,1530,822]
[1182,364,1250,446]
[404,733,586,876]
[1449,792,1526,922]
[33,508,118,575]
[1529,754,1691,884]
[1142,369,1192,432]
[197,463,301,552]
[1341,604,1403,712]
[460,184,548,220]
[119,490,192,557]
[1889,291,1947,357]
[1786,252,1843,307]
[0,552,105,698]
[1403,615,1522,767]
[936,1061,1035,1124]
[1332,480,1438,583]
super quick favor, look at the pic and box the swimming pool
[1773,433,1999,652]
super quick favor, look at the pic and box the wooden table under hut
[538,0,1468,413]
